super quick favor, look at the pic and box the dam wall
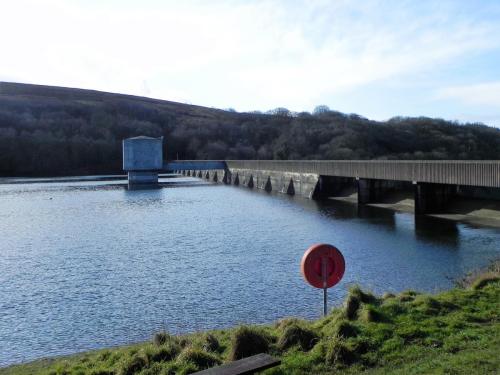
[222,168,319,198]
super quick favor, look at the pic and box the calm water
[0,177,499,366]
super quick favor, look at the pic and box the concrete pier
[415,183,457,215]
[357,179,404,205]
[315,176,356,198]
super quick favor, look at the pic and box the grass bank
[2,264,499,375]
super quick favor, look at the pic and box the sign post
[301,244,345,316]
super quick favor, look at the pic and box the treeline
[0,82,499,176]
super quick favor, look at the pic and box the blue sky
[1,0,500,127]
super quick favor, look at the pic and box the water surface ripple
[0,179,499,366]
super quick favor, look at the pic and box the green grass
[2,277,499,375]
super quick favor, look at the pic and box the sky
[1,0,500,127]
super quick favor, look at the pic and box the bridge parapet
[163,160,226,171]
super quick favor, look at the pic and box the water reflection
[414,216,459,248]
[268,191,461,244]
[295,197,397,231]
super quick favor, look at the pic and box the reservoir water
[0,177,499,366]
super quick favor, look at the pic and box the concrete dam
[123,136,500,217]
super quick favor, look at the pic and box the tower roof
[126,135,159,140]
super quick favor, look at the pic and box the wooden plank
[192,353,281,375]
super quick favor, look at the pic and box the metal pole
[323,287,327,316]
[322,257,327,316]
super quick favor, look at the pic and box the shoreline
[0,174,181,185]
[329,194,500,229]
[2,275,498,374]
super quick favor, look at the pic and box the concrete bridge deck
[168,160,500,188]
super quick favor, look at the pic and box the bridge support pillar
[357,178,406,204]
[414,182,457,215]
[358,178,384,204]
[316,176,356,198]
[223,169,231,184]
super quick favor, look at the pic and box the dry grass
[277,323,318,351]
[456,259,500,289]
[229,326,270,361]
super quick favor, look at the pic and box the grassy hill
[1,264,498,375]
[1,81,499,177]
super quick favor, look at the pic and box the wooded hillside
[1,82,499,177]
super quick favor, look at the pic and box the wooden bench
[192,353,281,375]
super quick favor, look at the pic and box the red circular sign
[301,244,345,289]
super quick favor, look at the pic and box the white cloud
[435,82,500,107]
[1,0,499,113]
[452,113,500,127]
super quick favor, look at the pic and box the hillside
[0,82,499,177]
